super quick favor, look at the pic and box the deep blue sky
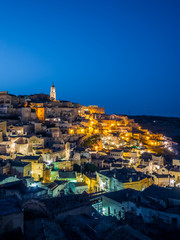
[0,0,180,117]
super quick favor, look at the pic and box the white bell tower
[50,84,56,101]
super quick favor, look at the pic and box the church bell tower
[50,84,56,101]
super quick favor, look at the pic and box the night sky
[0,0,180,117]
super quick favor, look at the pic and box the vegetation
[81,134,100,148]
[73,163,81,173]
[84,163,97,173]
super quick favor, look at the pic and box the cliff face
[129,115,180,156]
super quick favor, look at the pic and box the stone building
[100,186,180,229]
[50,84,56,101]
[10,161,32,178]
[0,121,7,135]
[97,168,153,192]
[19,155,44,181]
[47,180,68,197]
[0,91,25,107]
[68,182,88,194]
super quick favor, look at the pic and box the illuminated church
[50,84,56,101]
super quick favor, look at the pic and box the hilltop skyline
[2,84,180,118]
[0,0,180,117]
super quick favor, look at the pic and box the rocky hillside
[129,115,180,156]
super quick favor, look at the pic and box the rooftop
[99,168,148,183]
[47,180,67,191]
[103,188,139,203]
[74,182,88,187]
[0,180,46,195]
[40,193,90,215]
[142,185,180,201]
[16,155,41,161]
[110,149,123,153]
[59,171,76,179]
[11,161,31,167]
[152,173,174,178]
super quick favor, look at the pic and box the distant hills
[129,115,180,157]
